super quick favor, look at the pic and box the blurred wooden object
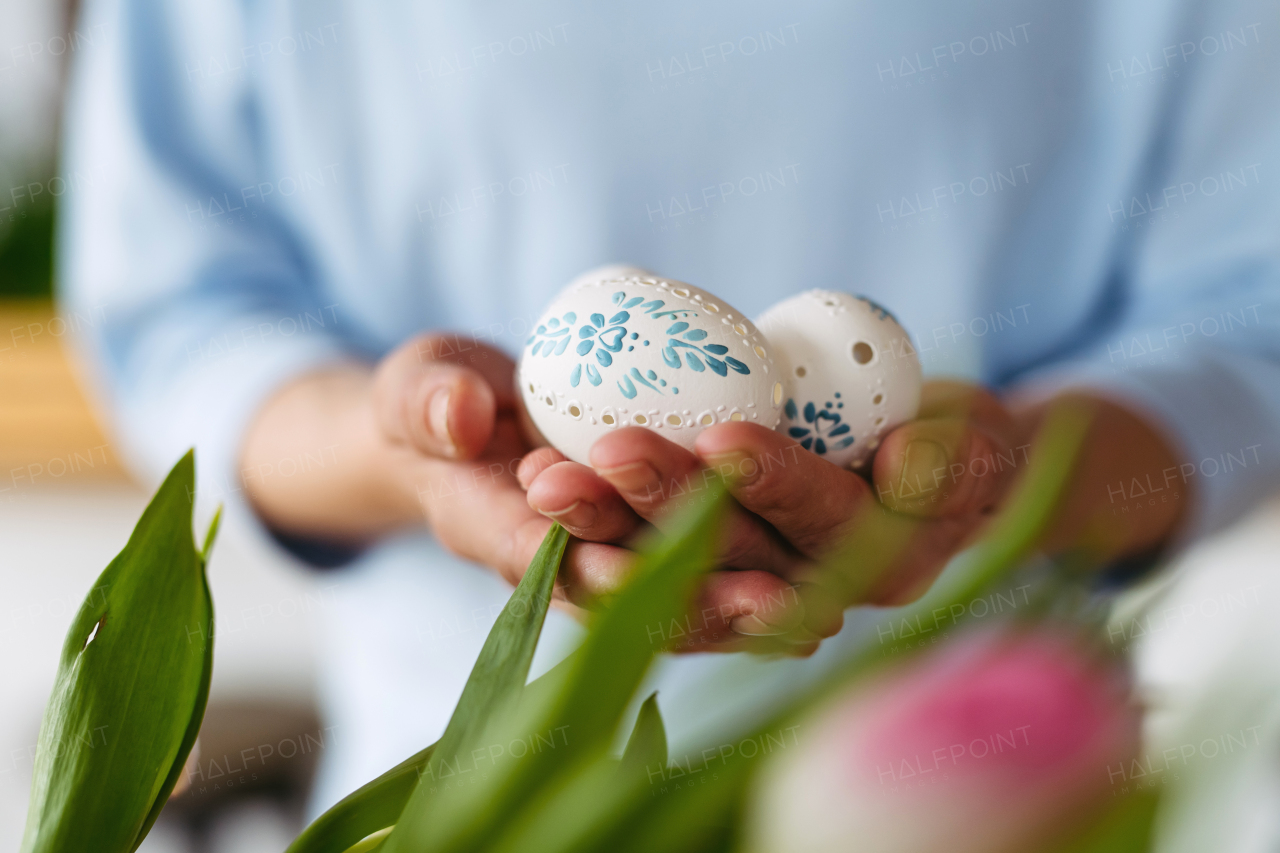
[0,300,125,481]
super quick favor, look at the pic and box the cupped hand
[369,333,630,604]
[521,381,1028,652]
[372,334,850,649]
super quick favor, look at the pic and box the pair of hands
[369,333,1025,655]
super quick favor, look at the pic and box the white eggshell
[757,290,922,468]
[520,271,785,465]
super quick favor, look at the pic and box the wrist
[241,363,428,544]
[1010,391,1189,565]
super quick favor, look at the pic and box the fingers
[373,334,516,460]
[516,447,567,489]
[417,458,635,607]
[871,416,1017,518]
[525,460,644,543]
[694,422,875,559]
[583,427,804,574]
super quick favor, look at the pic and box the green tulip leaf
[20,451,215,853]
[286,743,435,853]
[401,484,728,853]
[381,523,569,853]
[619,692,667,777]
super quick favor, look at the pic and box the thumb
[872,416,1019,517]
[372,334,499,459]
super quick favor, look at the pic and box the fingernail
[702,451,760,486]
[542,500,598,530]
[428,388,455,455]
[596,461,662,500]
[899,439,948,494]
[730,614,790,637]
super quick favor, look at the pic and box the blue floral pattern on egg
[758,289,922,469]
[519,269,784,465]
[784,394,855,456]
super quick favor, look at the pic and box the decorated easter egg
[757,290,921,468]
[519,270,785,465]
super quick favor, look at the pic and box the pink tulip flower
[747,628,1141,853]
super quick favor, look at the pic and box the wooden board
[0,300,125,482]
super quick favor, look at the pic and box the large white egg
[757,290,922,468]
[520,270,784,465]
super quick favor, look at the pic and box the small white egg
[520,269,784,465]
[757,290,921,468]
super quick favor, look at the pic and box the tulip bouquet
[21,401,1161,853]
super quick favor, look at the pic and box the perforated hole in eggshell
[634,414,649,425]
[773,382,784,405]
[568,404,582,418]
[729,411,744,422]
[699,412,715,425]
[873,393,884,405]
[754,345,767,359]
[794,366,807,377]
[528,382,535,394]
[666,414,682,426]
[544,395,555,407]
[602,413,616,426]
[852,342,875,365]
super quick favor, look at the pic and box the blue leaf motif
[586,364,602,386]
[685,352,705,371]
[622,297,644,308]
[596,349,613,367]
[554,336,571,355]
[666,322,689,335]
[548,318,560,329]
[815,439,827,454]
[618,376,637,398]
[612,291,626,304]
[785,398,798,419]
[608,311,630,325]
[579,326,596,338]
[724,357,749,375]
[804,402,816,423]
[641,300,664,311]
[682,329,708,342]
[662,346,681,369]
[531,341,544,356]
[704,355,728,376]
[828,424,851,437]
[570,364,582,387]
[800,437,814,450]
[576,339,594,356]
[836,436,854,448]
[630,368,661,393]
[563,312,576,324]
[704,344,729,355]
[591,313,605,328]
[788,427,810,438]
